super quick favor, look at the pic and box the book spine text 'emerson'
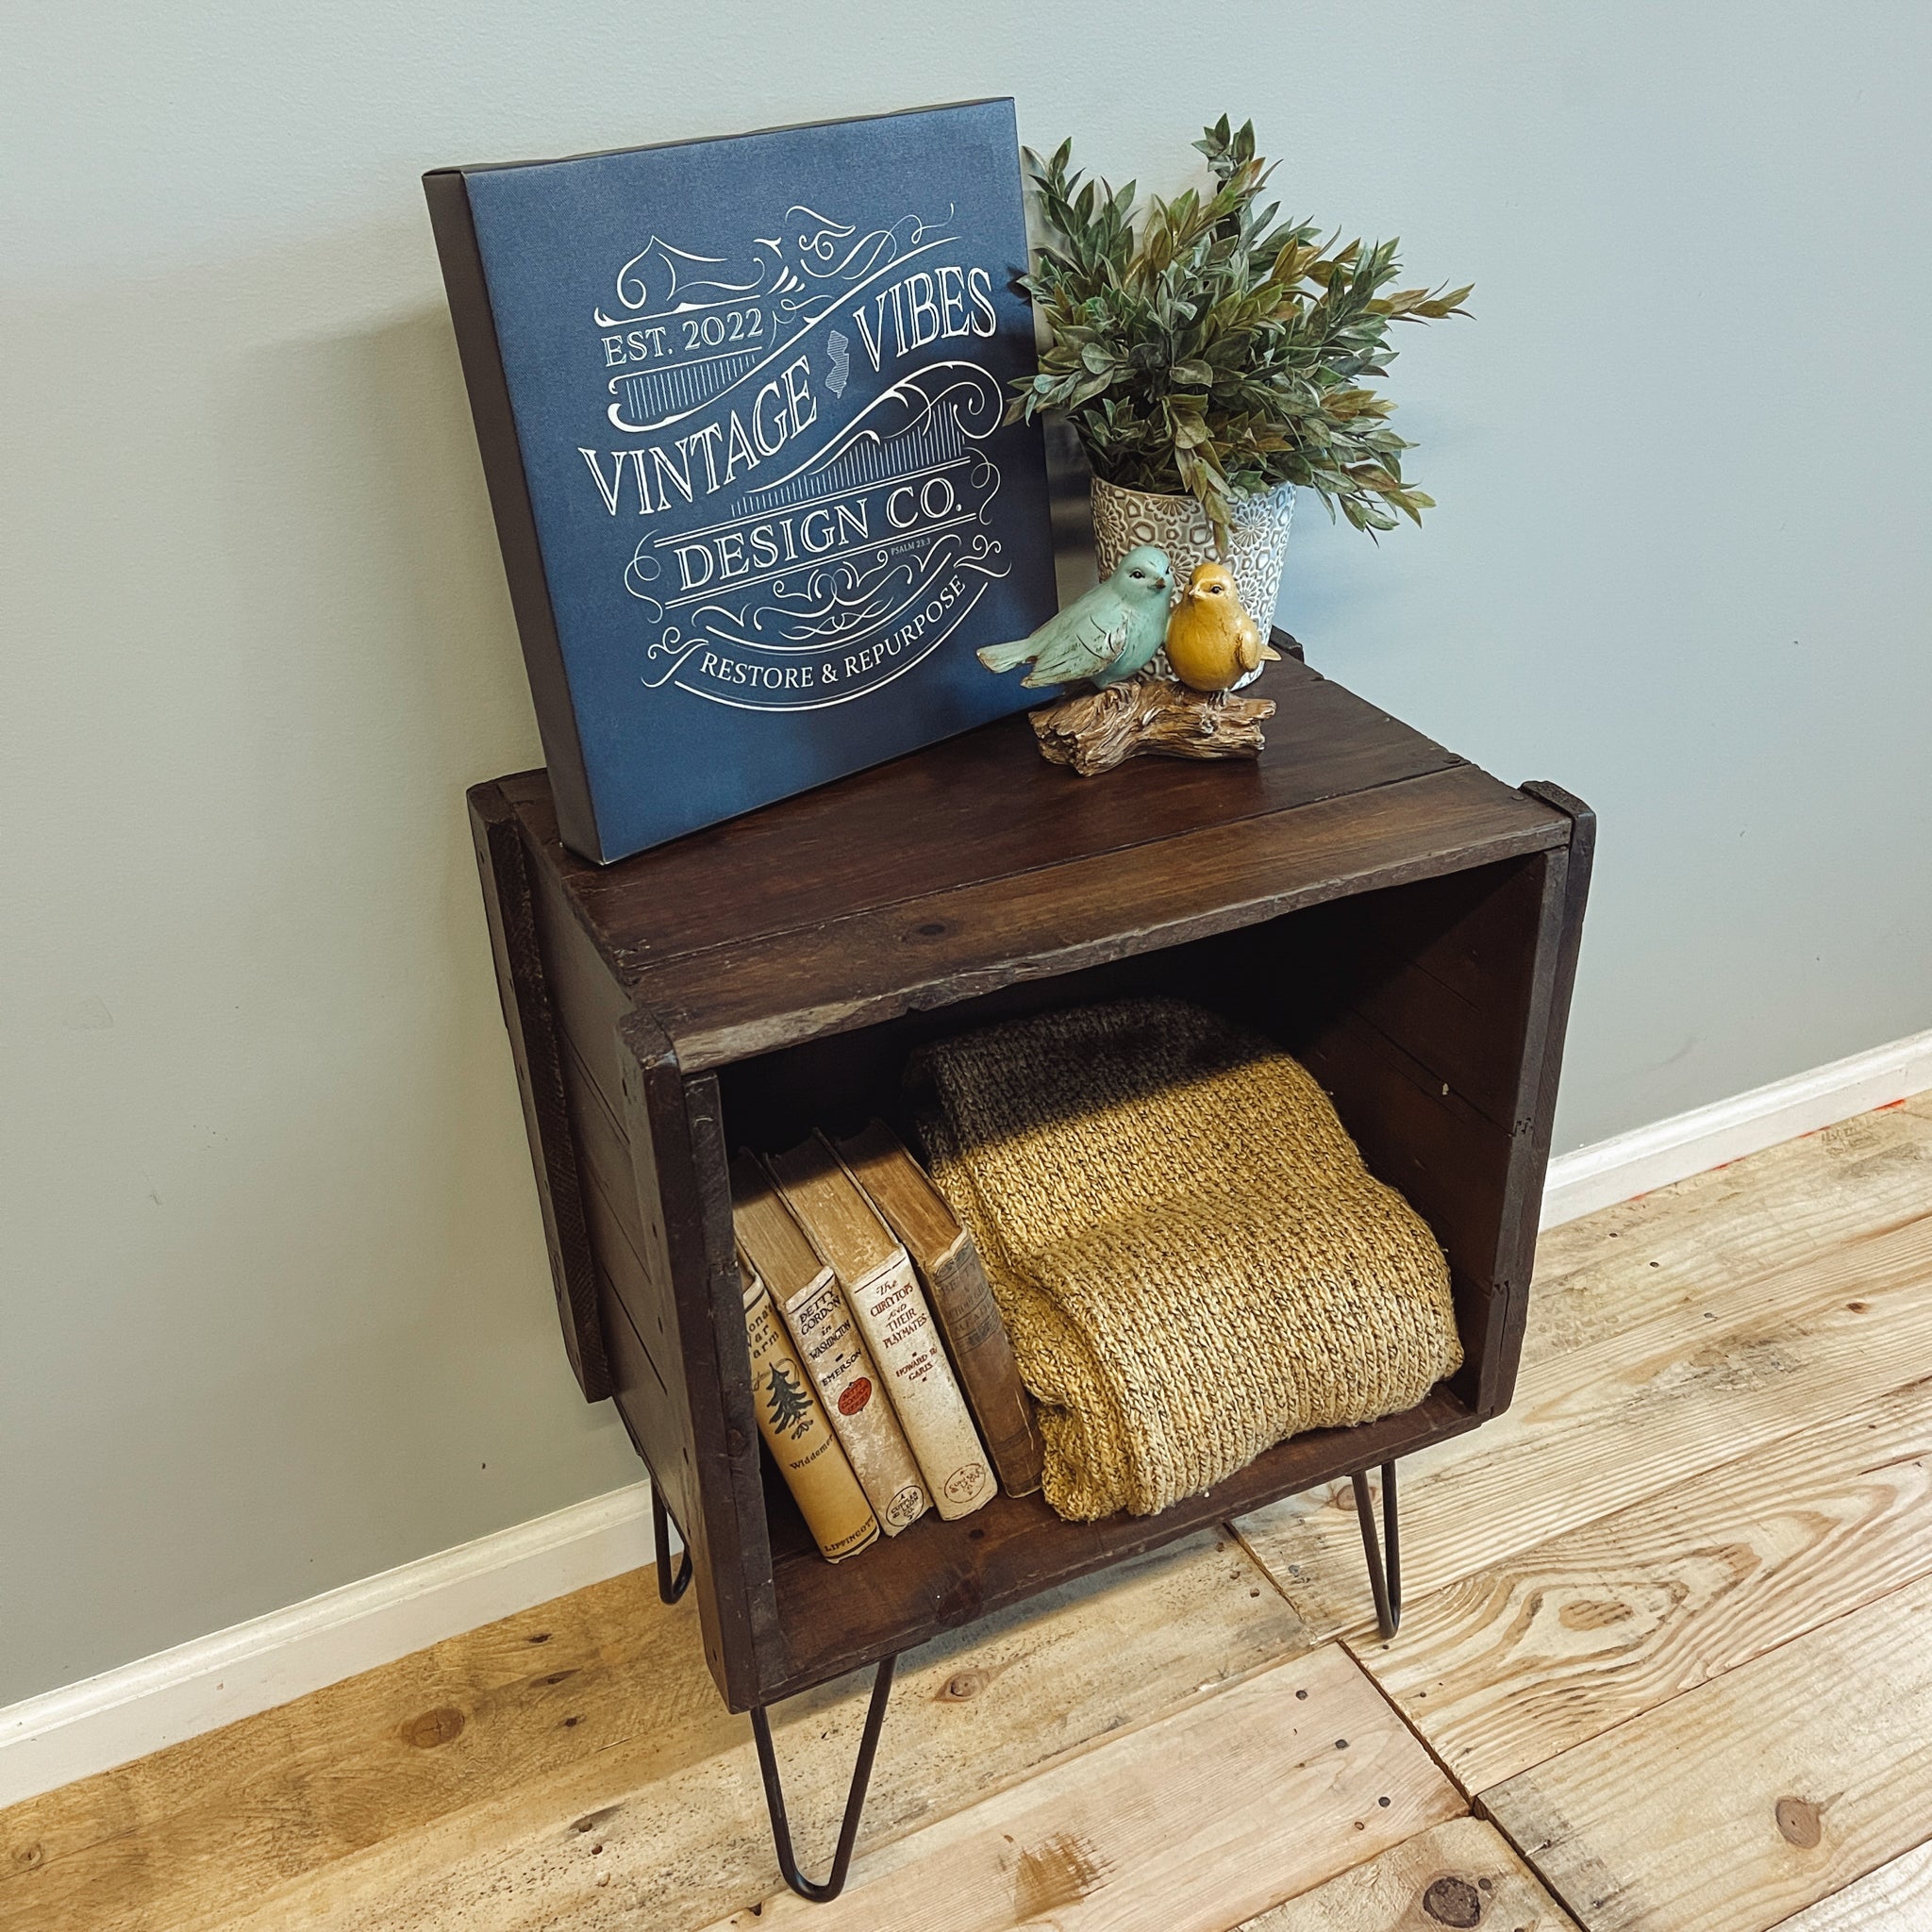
[776,1275,929,1533]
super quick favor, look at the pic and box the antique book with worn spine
[729,1155,928,1536]
[739,1246,880,1563]
[833,1121,1043,1497]
[767,1135,994,1521]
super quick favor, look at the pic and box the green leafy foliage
[1008,117,1472,542]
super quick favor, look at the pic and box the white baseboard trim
[0,1481,668,1809]
[6,1027,1928,1809]
[1541,1026,1932,1229]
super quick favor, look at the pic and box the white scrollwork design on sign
[588,174,1022,715]
[741,360,1004,503]
[776,207,950,289]
[623,542,667,621]
[631,516,1012,697]
[594,203,961,434]
[593,240,769,326]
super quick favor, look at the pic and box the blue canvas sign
[427,100,1057,862]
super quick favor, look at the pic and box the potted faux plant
[1009,118,1472,656]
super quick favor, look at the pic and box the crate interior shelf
[758,1384,1476,1703]
[469,644,1592,1721]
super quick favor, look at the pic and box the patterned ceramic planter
[1091,475,1295,687]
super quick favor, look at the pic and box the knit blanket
[909,997,1461,1521]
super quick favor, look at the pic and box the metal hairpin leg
[750,1656,898,1903]
[648,1480,890,1905]
[1350,1460,1402,1640]
[651,1485,692,1605]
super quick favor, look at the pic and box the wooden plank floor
[4,1094,1929,1932]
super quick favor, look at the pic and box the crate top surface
[480,658,1572,1070]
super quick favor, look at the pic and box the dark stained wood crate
[468,647,1592,1711]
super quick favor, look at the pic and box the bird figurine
[976,545,1174,689]
[1163,561,1280,692]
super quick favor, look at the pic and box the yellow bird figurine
[1163,562,1280,692]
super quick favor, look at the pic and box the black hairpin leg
[749,1656,897,1904]
[651,1484,692,1606]
[1351,1460,1402,1640]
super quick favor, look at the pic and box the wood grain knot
[1775,1795,1824,1848]
[11,1842,43,1872]
[1558,1597,1634,1630]
[937,1670,988,1702]
[1422,1874,1484,1925]
[399,1707,466,1749]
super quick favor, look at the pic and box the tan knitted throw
[910,998,1461,1522]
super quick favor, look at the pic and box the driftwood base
[1030,675,1276,777]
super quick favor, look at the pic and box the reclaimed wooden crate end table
[468,644,1592,1902]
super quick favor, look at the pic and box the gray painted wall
[4,2,1927,1705]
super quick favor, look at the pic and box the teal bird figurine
[976,545,1173,689]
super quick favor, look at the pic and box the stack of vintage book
[730,1124,1044,1563]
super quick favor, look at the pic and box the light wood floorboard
[701,1648,1460,1932]
[1763,1838,1932,1929]
[1,1534,1302,1932]
[1356,1375,1932,1792]
[1526,1104,1932,1369]
[1230,1817,1579,1930]
[1482,1572,1932,1932]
